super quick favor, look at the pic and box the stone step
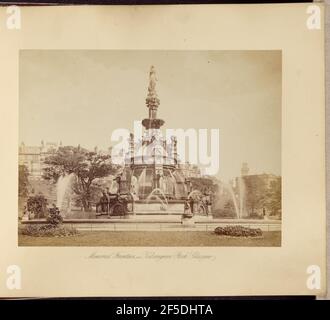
[134,211,183,215]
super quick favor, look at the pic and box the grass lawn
[18,231,281,247]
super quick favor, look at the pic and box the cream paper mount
[0,4,326,297]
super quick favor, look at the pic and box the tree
[18,164,29,197]
[190,177,218,194]
[264,178,281,216]
[43,146,118,211]
[223,200,236,218]
[243,176,267,216]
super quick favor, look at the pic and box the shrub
[214,225,262,237]
[19,205,78,237]
[19,224,78,237]
[27,194,48,218]
[47,205,63,226]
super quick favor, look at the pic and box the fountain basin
[181,215,196,227]
[133,200,185,215]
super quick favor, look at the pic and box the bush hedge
[47,205,63,226]
[27,194,48,218]
[214,225,262,237]
[19,224,78,237]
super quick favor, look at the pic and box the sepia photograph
[18,50,282,247]
[0,4,326,298]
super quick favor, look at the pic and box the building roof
[19,146,41,154]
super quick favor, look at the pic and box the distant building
[18,141,60,179]
[235,173,280,190]
[233,163,281,217]
[241,162,249,176]
[236,163,279,189]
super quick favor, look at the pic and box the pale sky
[19,50,281,181]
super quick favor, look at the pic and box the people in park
[184,199,192,215]
[99,191,109,213]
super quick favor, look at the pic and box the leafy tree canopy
[43,146,118,211]
[43,146,116,184]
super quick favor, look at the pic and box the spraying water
[137,168,147,196]
[187,189,202,199]
[56,173,75,215]
[225,182,241,219]
[171,170,187,198]
[237,177,245,218]
[146,188,168,210]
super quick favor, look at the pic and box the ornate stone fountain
[110,66,212,220]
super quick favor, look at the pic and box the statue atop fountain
[142,65,165,131]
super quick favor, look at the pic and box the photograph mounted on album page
[0,4,326,297]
